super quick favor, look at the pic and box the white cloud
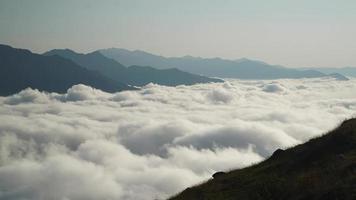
[206,88,235,103]
[60,84,110,102]
[174,122,298,157]
[0,155,123,200]
[262,82,286,93]
[4,88,50,105]
[0,77,356,200]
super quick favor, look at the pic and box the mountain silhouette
[303,67,356,78]
[0,44,132,96]
[44,49,222,86]
[100,48,348,80]
[170,118,356,200]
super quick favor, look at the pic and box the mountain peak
[235,57,269,65]
[44,48,81,56]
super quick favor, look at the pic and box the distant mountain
[0,45,131,96]
[170,118,356,200]
[100,48,344,80]
[44,49,222,86]
[100,48,172,69]
[303,67,356,77]
[328,73,350,81]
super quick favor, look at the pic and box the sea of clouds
[0,77,356,200]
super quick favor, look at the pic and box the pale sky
[1,0,356,67]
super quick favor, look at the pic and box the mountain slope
[44,49,222,86]
[0,45,131,96]
[100,48,340,80]
[170,118,356,200]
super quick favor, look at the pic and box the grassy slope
[170,118,356,200]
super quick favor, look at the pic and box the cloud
[262,82,286,93]
[166,146,263,175]
[0,77,356,200]
[60,84,110,102]
[3,88,50,105]
[118,121,188,157]
[206,88,234,103]
[175,122,298,157]
[0,155,122,200]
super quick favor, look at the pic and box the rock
[212,171,226,179]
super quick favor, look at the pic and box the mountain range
[100,48,348,80]
[43,49,222,86]
[0,44,132,96]
[1,44,351,96]
[0,44,223,96]
[170,118,356,200]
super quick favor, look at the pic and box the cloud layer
[0,78,356,200]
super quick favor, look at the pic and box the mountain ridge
[44,49,223,86]
[100,48,349,80]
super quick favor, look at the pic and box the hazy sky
[1,0,356,67]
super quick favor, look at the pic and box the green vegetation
[170,119,356,200]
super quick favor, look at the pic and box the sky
[1,78,356,200]
[0,0,356,67]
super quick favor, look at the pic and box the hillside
[99,48,347,80]
[170,118,356,200]
[44,49,222,86]
[0,45,131,96]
